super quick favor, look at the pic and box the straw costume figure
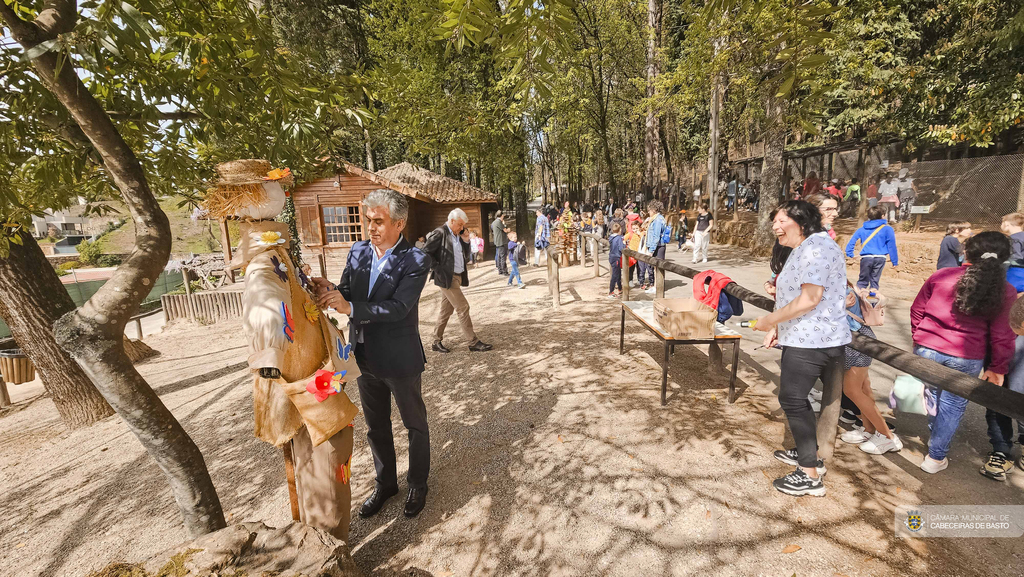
[205,160,360,542]
[557,206,577,266]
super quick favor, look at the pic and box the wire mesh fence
[787,151,1024,229]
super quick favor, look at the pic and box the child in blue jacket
[608,223,624,298]
[845,206,899,293]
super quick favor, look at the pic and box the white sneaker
[702,258,708,263]
[808,388,823,401]
[921,455,948,474]
[860,432,903,455]
[645,287,656,294]
[840,428,872,444]
[809,398,821,412]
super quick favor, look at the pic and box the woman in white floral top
[753,200,851,497]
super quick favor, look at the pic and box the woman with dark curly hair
[752,200,851,497]
[910,231,1017,474]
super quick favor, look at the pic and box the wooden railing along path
[563,231,1024,460]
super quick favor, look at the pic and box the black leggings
[779,345,846,467]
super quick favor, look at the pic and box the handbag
[888,374,937,416]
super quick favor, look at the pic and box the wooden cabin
[292,161,498,278]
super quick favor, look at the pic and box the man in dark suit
[422,208,493,353]
[313,189,432,519]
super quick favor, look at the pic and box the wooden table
[619,300,742,405]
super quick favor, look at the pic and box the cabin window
[322,206,363,243]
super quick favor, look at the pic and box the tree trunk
[363,127,376,172]
[752,98,787,257]
[706,64,722,221]
[643,0,662,195]
[0,231,114,427]
[1,4,226,537]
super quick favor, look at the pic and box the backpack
[660,223,672,245]
[515,243,528,265]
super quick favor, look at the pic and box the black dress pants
[357,369,430,489]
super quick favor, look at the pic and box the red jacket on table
[694,270,733,309]
[910,266,1017,374]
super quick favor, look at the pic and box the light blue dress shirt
[450,227,465,274]
[368,236,402,297]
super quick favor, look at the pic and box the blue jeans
[508,260,522,286]
[985,335,1024,454]
[914,346,986,460]
[643,245,666,285]
[609,262,622,293]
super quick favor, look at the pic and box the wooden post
[318,253,327,278]
[135,317,143,341]
[914,213,922,233]
[183,269,196,321]
[655,266,665,299]
[815,355,845,461]
[0,375,10,408]
[548,248,560,308]
[592,238,600,278]
[621,252,630,301]
[708,342,723,374]
[219,218,234,283]
[282,443,301,521]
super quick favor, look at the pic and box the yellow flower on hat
[256,231,285,246]
[265,167,292,182]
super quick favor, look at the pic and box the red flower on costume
[306,369,347,402]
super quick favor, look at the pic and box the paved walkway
[0,252,1019,577]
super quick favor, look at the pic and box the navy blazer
[338,237,430,379]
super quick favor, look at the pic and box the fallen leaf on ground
[705,509,711,519]
[796,517,802,523]
[761,469,771,479]
[15,542,25,549]
[628,454,635,459]
[834,573,850,577]
[557,435,565,443]
[896,486,901,494]
[472,481,482,485]
[711,395,717,401]
[608,436,617,440]
[781,544,801,554]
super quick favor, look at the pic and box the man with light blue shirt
[313,189,432,519]
[422,208,493,353]
[642,200,667,294]
[533,208,550,267]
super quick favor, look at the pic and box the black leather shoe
[359,485,399,518]
[468,340,493,352]
[432,341,451,354]
[404,486,428,518]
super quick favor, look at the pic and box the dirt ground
[1,261,1022,577]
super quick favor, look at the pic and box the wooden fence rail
[618,245,1024,425]
[161,291,244,323]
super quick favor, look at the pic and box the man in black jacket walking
[422,208,493,353]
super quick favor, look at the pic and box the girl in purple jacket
[910,231,1017,474]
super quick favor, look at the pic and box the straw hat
[204,159,294,219]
